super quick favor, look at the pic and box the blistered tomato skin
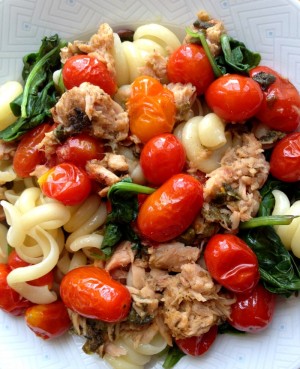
[250,66,300,132]
[205,74,263,122]
[270,132,300,182]
[229,283,276,333]
[25,300,71,340]
[137,173,204,243]
[204,234,260,293]
[140,133,186,186]
[60,266,131,323]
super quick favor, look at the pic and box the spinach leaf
[101,179,155,258]
[162,344,185,369]
[0,34,66,141]
[216,34,261,74]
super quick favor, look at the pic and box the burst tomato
[167,43,215,95]
[250,66,300,132]
[7,250,54,287]
[176,325,218,356]
[140,133,186,185]
[62,54,117,95]
[229,283,276,333]
[25,300,71,340]
[56,133,105,167]
[60,266,131,322]
[127,76,176,143]
[0,263,32,316]
[38,163,91,206]
[205,74,263,122]
[137,173,203,243]
[270,132,300,182]
[204,234,260,293]
[13,123,53,178]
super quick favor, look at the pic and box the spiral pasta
[104,334,167,369]
[113,24,181,85]
[272,189,300,257]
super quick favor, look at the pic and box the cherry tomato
[62,54,117,95]
[56,133,105,167]
[140,133,186,186]
[13,123,53,178]
[176,325,218,356]
[60,266,131,322]
[269,132,300,182]
[204,234,259,293]
[249,66,300,132]
[205,74,263,122]
[38,162,91,206]
[167,43,215,95]
[229,283,276,333]
[7,250,54,287]
[25,300,71,340]
[127,76,176,143]
[137,173,203,243]
[0,263,32,316]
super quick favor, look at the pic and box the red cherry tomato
[62,54,117,95]
[205,74,263,122]
[270,132,300,182]
[167,43,215,95]
[176,325,218,356]
[127,76,176,143]
[137,173,203,243]
[140,133,186,186]
[56,133,105,167]
[13,123,53,178]
[38,163,91,206]
[60,266,131,322]
[229,283,276,333]
[0,264,32,316]
[7,250,54,288]
[249,66,300,132]
[25,300,71,340]
[204,234,259,293]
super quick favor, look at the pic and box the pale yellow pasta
[0,223,8,263]
[133,38,167,57]
[113,33,131,86]
[0,81,23,130]
[121,41,145,82]
[57,250,87,274]
[68,233,104,252]
[104,334,167,369]
[197,113,226,149]
[0,161,17,185]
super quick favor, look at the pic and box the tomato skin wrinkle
[204,234,260,293]
[60,266,131,323]
[137,173,203,243]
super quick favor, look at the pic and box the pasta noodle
[104,334,167,369]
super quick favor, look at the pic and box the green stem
[108,181,155,199]
[239,215,297,230]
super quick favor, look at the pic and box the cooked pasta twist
[272,189,300,257]
[113,24,181,85]
[104,334,167,369]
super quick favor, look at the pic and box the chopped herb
[252,71,276,90]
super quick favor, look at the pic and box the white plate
[0,0,300,369]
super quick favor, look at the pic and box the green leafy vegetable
[0,34,66,141]
[101,179,155,258]
[218,321,246,335]
[162,344,185,369]
[239,215,297,229]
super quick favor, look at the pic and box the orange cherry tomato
[127,76,176,143]
[25,300,71,340]
[60,266,131,322]
[140,133,186,186]
[167,43,215,95]
[176,325,218,356]
[250,66,300,132]
[8,250,54,288]
[38,162,91,206]
[204,234,260,294]
[62,54,117,95]
[229,283,276,333]
[137,173,203,243]
[0,264,32,316]
[56,133,105,167]
[13,123,53,178]
[205,74,263,122]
